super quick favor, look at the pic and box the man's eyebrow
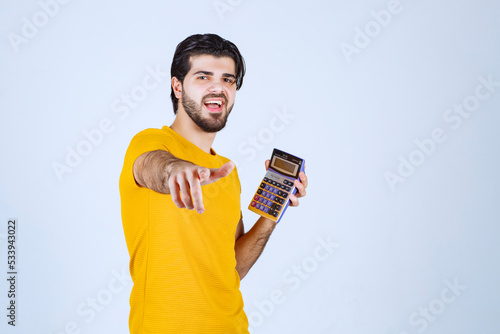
[192,70,236,78]
[193,71,213,76]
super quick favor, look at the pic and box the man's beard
[181,91,233,133]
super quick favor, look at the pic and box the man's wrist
[256,217,277,234]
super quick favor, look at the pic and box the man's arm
[234,217,276,280]
[234,167,308,280]
[133,150,234,213]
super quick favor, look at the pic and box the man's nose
[208,82,224,94]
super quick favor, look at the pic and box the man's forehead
[188,55,236,74]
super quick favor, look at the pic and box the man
[119,33,307,333]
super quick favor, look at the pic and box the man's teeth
[205,100,222,106]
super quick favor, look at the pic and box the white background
[1,0,500,333]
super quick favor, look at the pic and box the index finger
[189,169,205,214]
[298,171,308,188]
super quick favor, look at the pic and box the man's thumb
[211,161,235,181]
[222,161,235,176]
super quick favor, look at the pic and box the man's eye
[198,76,208,80]
[224,78,235,84]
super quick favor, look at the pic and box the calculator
[248,149,305,223]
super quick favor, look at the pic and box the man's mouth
[203,99,225,113]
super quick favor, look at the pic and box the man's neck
[170,112,217,154]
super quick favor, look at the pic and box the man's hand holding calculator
[249,149,306,223]
[264,159,307,209]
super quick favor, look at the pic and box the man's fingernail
[198,209,204,214]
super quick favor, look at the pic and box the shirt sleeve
[120,128,172,190]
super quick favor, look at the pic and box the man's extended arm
[133,150,234,213]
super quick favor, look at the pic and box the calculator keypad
[250,171,296,220]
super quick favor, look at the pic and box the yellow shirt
[119,126,249,334]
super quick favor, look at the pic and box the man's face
[177,55,237,133]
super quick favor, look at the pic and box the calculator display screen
[271,156,299,178]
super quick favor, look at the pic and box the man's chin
[196,117,227,133]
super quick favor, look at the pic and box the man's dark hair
[170,33,246,114]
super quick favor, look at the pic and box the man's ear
[172,77,182,99]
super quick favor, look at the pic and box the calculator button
[254,195,260,201]
[272,211,278,217]
[282,193,288,199]
[260,183,265,189]
[275,204,282,211]
[273,188,278,194]
[264,177,269,182]
[264,207,269,213]
[265,185,270,191]
[276,183,282,188]
[257,189,262,195]
[251,201,256,207]
[285,186,291,192]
